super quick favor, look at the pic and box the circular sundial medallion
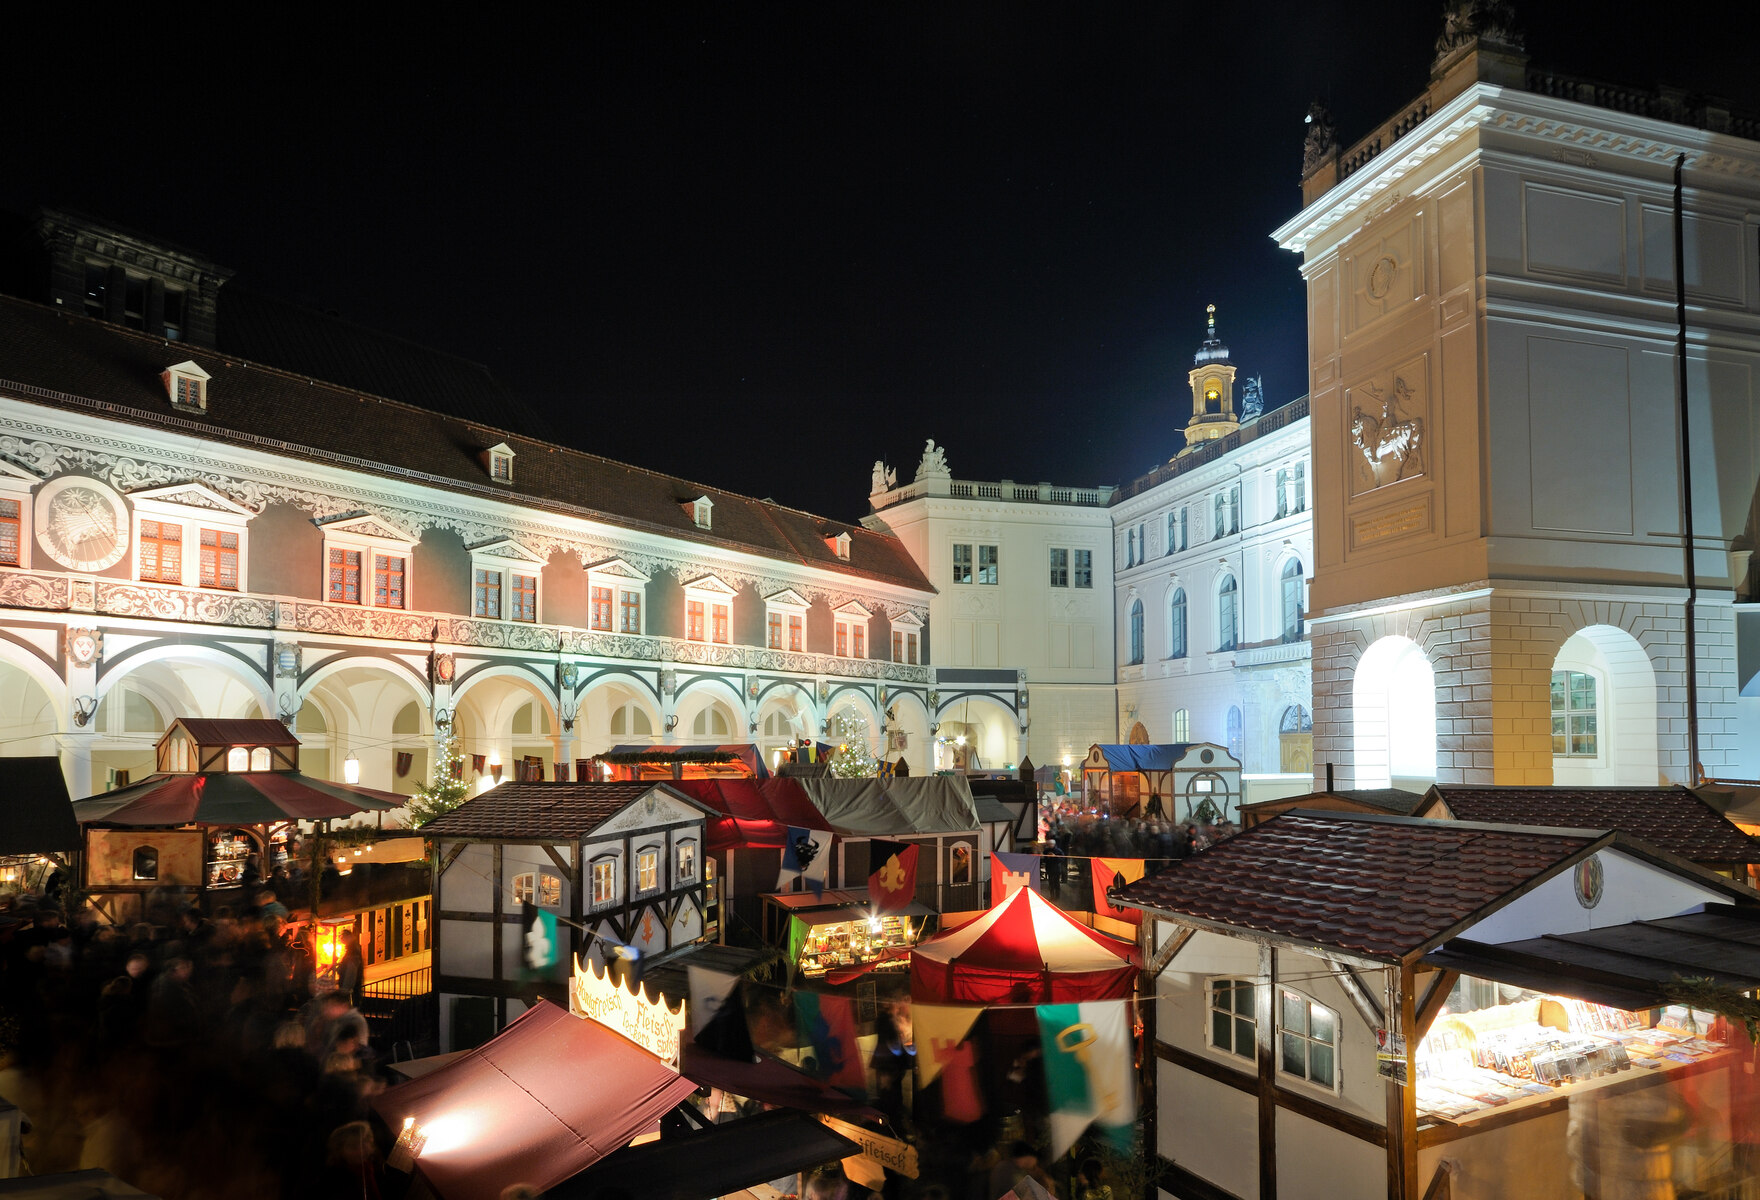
[37,476,130,572]
[1367,255,1399,301]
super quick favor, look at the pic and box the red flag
[1091,857,1142,925]
[868,841,919,912]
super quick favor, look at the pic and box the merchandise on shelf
[797,913,916,976]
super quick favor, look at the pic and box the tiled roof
[1117,812,1600,961]
[1418,786,1760,865]
[170,718,301,746]
[0,297,932,593]
[421,782,686,840]
[1242,788,1426,816]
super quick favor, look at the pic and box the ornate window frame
[129,483,253,592]
[583,557,650,636]
[764,588,809,652]
[468,538,545,624]
[318,515,416,610]
[682,573,737,644]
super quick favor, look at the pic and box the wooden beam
[437,843,467,876]
[1414,970,1459,1041]
[1156,1155,1244,1200]
[1325,956,1385,1031]
[1149,923,1197,977]
[1420,1160,1455,1200]
[1257,944,1277,1200]
[540,843,576,883]
[492,844,505,1028]
[1154,1041,1387,1148]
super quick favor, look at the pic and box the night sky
[6,5,1757,521]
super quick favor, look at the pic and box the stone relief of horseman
[1350,377,1425,487]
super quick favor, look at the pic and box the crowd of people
[1042,803,1238,861]
[0,888,382,1198]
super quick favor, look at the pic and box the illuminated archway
[1550,625,1659,785]
[1352,636,1436,790]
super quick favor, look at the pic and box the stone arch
[757,691,813,771]
[1352,635,1437,791]
[297,660,433,792]
[579,675,662,756]
[93,646,272,786]
[0,640,64,774]
[452,667,560,782]
[1550,624,1660,786]
[884,690,933,776]
[673,677,749,743]
[936,692,1018,771]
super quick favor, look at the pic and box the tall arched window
[1281,559,1304,643]
[1126,528,1136,567]
[1217,575,1238,651]
[1213,495,1226,541]
[1128,599,1144,665]
[1227,705,1243,760]
[1172,709,1190,741]
[1168,589,1187,659]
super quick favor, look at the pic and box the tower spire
[1181,301,1240,454]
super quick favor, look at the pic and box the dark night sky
[6,5,1758,521]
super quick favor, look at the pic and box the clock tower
[1182,304,1239,453]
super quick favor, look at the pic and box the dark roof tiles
[1420,786,1760,865]
[420,782,690,840]
[1118,812,1599,961]
[0,297,931,593]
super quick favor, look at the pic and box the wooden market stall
[1080,741,1241,820]
[1119,809,1760,1200]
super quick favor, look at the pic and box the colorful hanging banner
[1090,857,1146,925]
[916,1003,986,1124]
[794,991,867,1091]
[570,954,688,1070]
[991,852,1041,906]
[1036,999,1135,1158]
[779,826,834,895]
[869,841,920,911]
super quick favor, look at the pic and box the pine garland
[1660,976,1760,1043]
[595,749,740,766]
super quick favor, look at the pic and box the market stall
[764,890,932,979]
[0,757,80,896]
[1079,742,1240,820]
[910,884,1136,1004]
[73,718,401,923]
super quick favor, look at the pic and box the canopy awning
[1421,904,1760,1012]
[73,771,401,828]
[553,1109,859,1200]
[371,1000,697,1200]
[679,1043,881,1118]
[911,885,1137,1004]
[0,757,80,855]
[1088,744,1189,773]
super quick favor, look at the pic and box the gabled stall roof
[418,782,704,840]
[1414,785,1760,865]
[1118,811,1608,962]
[1089,744,1190,772]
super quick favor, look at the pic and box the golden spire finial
[1206,303,1216,334]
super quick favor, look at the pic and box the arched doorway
[298,661,432,792]
[1550,625,1659,785]
[1352,636,1436,790]
[936,695,1017,771]
[1280,705,1313,774]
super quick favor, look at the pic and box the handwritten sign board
[820,1115,919,1179]
[570,954,687,1070]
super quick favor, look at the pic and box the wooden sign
[570,954,687,1070]
[820,1116,919,1179]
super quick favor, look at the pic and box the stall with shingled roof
[1080,741,1240,820]
[1118,809,1760,1200]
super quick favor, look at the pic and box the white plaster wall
[1464,848,1734,944]
[1276,1105,1386,1200]
[441,920,492,978]
[440,843,495,912]
[1026,683,1118,766]
[1159,1061,1259,1200]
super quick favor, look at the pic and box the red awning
[672,778,833,854]
[370,1001,698,1200]
[910,886,1137,1004]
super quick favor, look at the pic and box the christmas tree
[827,711,880,779]
[406,728,474,826]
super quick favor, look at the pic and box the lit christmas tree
[406,728,474,826]
[827,711,880,778]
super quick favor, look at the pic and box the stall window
[1277,989,1338,1090]
[227,746,250,771]
[249,747,271,771]
[591,858,617,906]
[636,847,659,891]
[132,845,159,881]
[949,841,972,884]
[1208,977,1256,1060]
[1552,671,1598,757]
[512,871,562,908]
[676,839,697,884]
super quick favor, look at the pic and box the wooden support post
[1257,943,1277,1200]
[1325,956,1384,1031]
[1414,970,1459,1041]
[1384,963,1418,1200]
[1141,921,1158,1199]
[492,844,505,1028]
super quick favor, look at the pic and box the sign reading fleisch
[570,954,687,1070]
[820,1115,919,1179]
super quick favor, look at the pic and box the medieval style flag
[1036,998,1135,1157]
[991,852,1041,907]
[778,826,834,896]
[395,751,413,778]
[915,1003,986,1124]
[553,761,570,783]
[471,753,487,775]
[519,902,558,973]
[794,991,867,1091]
[869,841,920,912]
[1090,857,1146,925]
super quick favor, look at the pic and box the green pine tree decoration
[828,711,880,778]
[406,728,474,826]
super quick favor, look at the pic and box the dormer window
[686,496,713,530]
[483,442,516,485]
[826,531,851,560]
[162,361,211,414]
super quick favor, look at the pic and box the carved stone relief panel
[1346,354,1430,499]
[1343,209,1425,340]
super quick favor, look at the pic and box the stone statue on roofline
[1434,0,1523,66]
[1241,375,1265,422]
[917,438,950,479]
[870,459,897,495]
[1302,102,1336,176]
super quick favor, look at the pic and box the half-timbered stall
[1121,811,1760,1200]
[423,780,714,1050]
[1081,742,1241,821]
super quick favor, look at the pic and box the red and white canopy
[909,885,1137,1004]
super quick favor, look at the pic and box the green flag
[786,913,809,968]
[521,903,558,972]
[1036,1000,1135,1158]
